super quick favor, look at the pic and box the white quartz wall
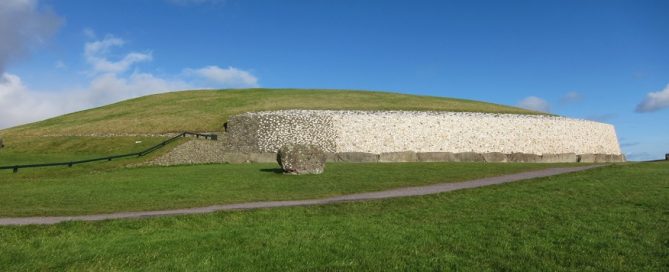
[234,110,622,155]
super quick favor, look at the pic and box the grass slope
[0,162,566,217]
[0,162,666,271]
[1,89,541,136]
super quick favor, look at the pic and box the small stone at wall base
[334,152,379,163]
[483,152,507,163]
[416,152,456,162]
[379,152,418,162]
[277,144,326,175]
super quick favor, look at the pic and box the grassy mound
[1,89,540,136]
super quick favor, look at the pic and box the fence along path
[0,132,217,173]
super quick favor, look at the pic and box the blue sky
[0,0,667,160]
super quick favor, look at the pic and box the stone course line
[0,165,603,226]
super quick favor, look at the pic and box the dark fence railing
[0,132,217,173]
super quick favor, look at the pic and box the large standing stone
[277,144,326,175]
[0,138,3,150]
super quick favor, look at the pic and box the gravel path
[0,165,603,226]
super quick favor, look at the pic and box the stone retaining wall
[226,110,623,156]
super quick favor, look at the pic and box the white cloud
[83,27,96,39]
[186,65,259,88]
[517,96,550,113]
[0,33,260,129]
[86,72,191,105]
[0,0,63,74]
[0,73,68,128]
[636,84,669,113]
[84,36,152,74]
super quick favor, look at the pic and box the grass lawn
[1,89,543,136]
[0,162,666,271]
[0,136,176,165]
[0,161,567,217]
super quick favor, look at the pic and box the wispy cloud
[560,91,583,105]
[636,84,669,113]
[84,35,152,74]
[185,66,258,88]
[517,96,550,113]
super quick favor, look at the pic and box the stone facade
[226,110,623,156]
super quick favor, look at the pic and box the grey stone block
[224,115,261,153]
[454,152,485,162]
[666,153,669,161]
[578,154,623,163]
[508,153,542,163]
[379,151,418,162]
[335,152,379,163]
[416,152,457,162]
[483,152,507,163]
[325,152,340,162]
[540,153,578,163]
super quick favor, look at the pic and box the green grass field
[0,162,666,271]
[0,89,542,136]
[0,160,567,217]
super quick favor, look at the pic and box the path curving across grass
[0,165,601,225]
[0,162,581,217]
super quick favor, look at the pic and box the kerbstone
[416,152,457,162]
[540,153,578,163]
[483,152,507,163]
[508,153,542,163]
[334,152,379,163]
[578,154,625,163]
[277,144,326,175]
[454,152,485,162]
[379,151,418,162]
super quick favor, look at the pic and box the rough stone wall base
[144,140,625,166]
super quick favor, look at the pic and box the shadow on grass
[260,168,284,174]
